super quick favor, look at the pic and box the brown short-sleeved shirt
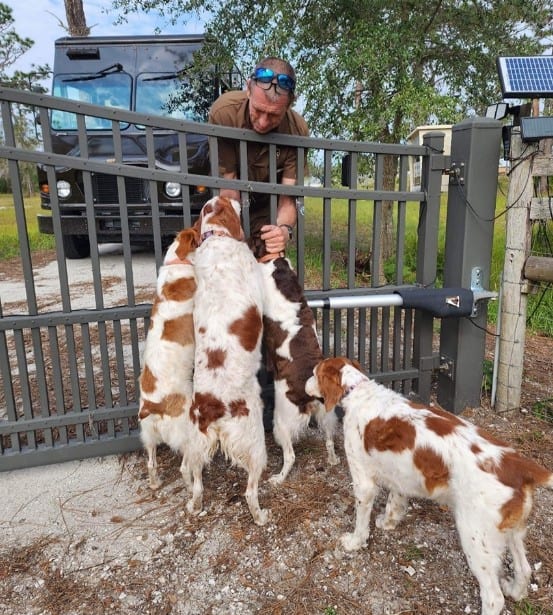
[208,90,309,184]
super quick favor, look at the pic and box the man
[208,56,309,257]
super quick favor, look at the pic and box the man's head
[247,57,296,134]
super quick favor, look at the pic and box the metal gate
[0,87,502,470]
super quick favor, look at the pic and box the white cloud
[4,0,203,75]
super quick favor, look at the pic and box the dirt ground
[1,248,552,614]
[0,330,552,615]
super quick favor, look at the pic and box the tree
[0,2,50,195]
[63,0,90,37]
[111,0,553,279]
[0,2,34,75]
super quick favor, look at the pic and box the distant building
[407,124,452,192]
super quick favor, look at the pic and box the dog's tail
[531,463,553,490]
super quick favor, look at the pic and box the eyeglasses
[250,67,296,93]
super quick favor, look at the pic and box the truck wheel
[62,234,91,259]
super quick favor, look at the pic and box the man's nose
[257,114,271,131]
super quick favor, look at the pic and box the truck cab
[38,34,241,258]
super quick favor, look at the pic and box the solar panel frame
[497,56,553,98]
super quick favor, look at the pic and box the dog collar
[201,230,231,242]
[164,257,192,266]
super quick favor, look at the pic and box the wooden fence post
[495,128,535,412]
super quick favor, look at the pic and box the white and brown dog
[138,228,197,490]
[186,195,269,525]
[306,356,553,615]
[256,253,339,484]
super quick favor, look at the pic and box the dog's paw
[254,508,269,526]
[500,576,529,601]
[340,532,366,551]
[327,452,340,466]
[186,498,203,516]
[147,472,162,490]
[148,478,162,490]
[375,513,399,530]
[268,473,286,486]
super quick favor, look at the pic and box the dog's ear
[175,227,199,258]
[213,196,243,240]
[317,360,346,411]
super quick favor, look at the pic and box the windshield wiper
[142,66,192,82]
[63,63,123,83]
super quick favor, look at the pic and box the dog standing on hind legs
[255,247,339,485]
[186,195,269,526]
[138,228,197,491]
[306,356,553,615]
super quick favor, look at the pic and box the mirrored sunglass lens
[277,75,295,90]
[255,68,275,80]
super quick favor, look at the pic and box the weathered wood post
[495,127,536,412]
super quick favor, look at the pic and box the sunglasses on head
[251,67,296,93]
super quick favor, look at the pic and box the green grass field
[0,193,55,258]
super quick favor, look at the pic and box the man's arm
[260,177,298,255]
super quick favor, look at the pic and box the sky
[5,0,204,75]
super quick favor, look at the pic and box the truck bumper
[37,212,197,239]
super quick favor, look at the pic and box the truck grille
[91,173,150,204]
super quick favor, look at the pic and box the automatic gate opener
[308,285,497,319]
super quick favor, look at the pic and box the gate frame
[0,87,501,469]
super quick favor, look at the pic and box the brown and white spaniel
[138,228,197,490]
[259,256,339,484]
[186,196,269,525]
[306,356,553,615]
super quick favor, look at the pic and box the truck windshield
[135,73,205,123]
[51,72,132,130]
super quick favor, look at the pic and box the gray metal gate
[0,87,501,470]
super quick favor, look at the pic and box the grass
[0,193,55,258]
[514,600,553,615]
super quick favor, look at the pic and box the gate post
[414,131,446,401]
[437,117,502,413]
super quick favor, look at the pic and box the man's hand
[260,224,289,255]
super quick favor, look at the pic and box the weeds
[514,599,553,615]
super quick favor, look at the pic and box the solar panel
[497,56,553,98]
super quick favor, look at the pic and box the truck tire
[62,234,91,259]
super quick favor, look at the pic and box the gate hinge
[431,154,451,172]
[419,353,441,373]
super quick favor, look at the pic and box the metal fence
[0,87,502,470]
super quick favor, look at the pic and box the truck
[37,34,242,258]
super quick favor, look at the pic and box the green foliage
[404,544,425,561]
[531,398,553,424]
[481,359,494,396]
[514,599,553,615]
[0,2,33,75]
[0,3,49,85]
[111,0,551,144]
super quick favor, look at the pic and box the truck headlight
[57,180,71,199]
[164,182,181,198]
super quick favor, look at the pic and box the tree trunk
[64,0,90,37]
[377,154,397,284]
